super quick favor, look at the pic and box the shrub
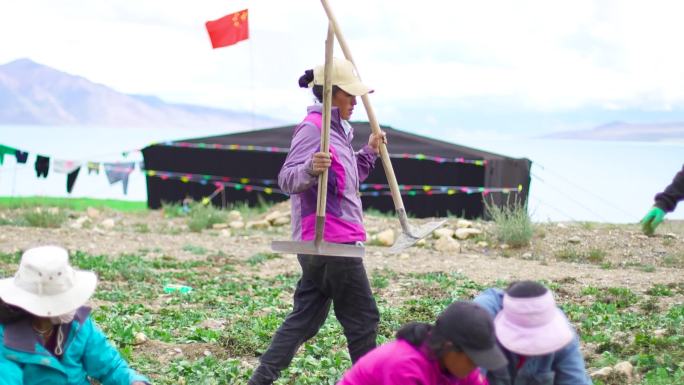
[484,197,533,248]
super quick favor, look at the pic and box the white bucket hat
[0,245,97,317]
[311,57,373,96]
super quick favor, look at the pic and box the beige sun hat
[0,245,97,317]
[311,57,373,96]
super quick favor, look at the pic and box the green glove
[641,207,666,235]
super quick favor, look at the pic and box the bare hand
[310,152,332,176]
[368,131,387,154]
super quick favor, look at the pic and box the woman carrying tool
[337,301,507,385]
[248,57,387,385]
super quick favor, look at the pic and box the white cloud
[2,0,684,123]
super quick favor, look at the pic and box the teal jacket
[0,307,149,385]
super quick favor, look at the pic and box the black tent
[142,122,531,218]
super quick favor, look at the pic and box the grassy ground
[0,198,682,384]
[0,196,147,212]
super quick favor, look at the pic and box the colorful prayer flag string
[160,142,487,166]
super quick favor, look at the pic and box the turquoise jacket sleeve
[0,353,23,385]
[80,318,150,385]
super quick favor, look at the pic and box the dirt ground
[1,205,682,292]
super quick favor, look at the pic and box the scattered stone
[199,319,226,330]
[134,332,148,345]
[455,228,483,240]
[203,350,212,357]
[173,348,183,355]
[477,241,488,248]
[86,207,100,218]
[434,236,461,253]
[433,228,454,239]
[635,234,649,240]
[556,223,567,228]
[653,329,667,337]
[70,216,89,229]
[212,223,228,230]
[229,220,245,229]
[415,238,427,247]
[613,361,633,379]
[227,210,243,222]
[246,220,270,230]
[568,236,582,244]
[272,216,291,226]
[663,232,677,239]
[456,219,473,229]
[500,244,510,250]
[522,252,533,258]
[375,229,395,247]
[47,207,60,215]
[100,218,116,229]
[399,253,410,260]
[591,367,613,379]
[220,229,231,237]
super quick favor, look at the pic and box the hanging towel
[87,162,101,175]
[0,145,17,165]
[35,155,50,178]
[15,150,29,164]
[53,160,82,174]
[66,167,81,193]
[104,162,135,195]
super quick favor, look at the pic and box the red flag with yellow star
[205,9,249,48]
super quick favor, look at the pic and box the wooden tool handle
[315,23,335,221]
[320,0,405,212]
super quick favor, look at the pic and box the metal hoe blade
[271,240,365,258]
[388,218,446,254]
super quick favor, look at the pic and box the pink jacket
[338,340,488,385]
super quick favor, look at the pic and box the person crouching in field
[0,245,150,385]
[337,301,508,385]
[474,281,592,385]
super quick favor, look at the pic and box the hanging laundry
[54,160,83,194]
[0,145,17,165]
[87,162,101,175]
[35,155,50,178]
[14,150,29,164]
[104,162,135,195]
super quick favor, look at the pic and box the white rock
[246,220,270,230]
[212,223,229,230]
[203,350,212,357]
[399,253,410,260]
[100,218,116,229]
[455,228,483,240]
[375,229,395,247]
[220,229,231,237]
[272,216,291,226]
[134,332,148,344]
[227,210,243,222]
[70,216,89,229]
[654,328,667,337]
[456,219,473,228]
[477,241,489,248]
[433,228,455,239]
[86,207,100,218]
[500,244,510,250]
[264,211,285,223]
[556,223,567,228]
[47,207,60,215]
[434,236,461,253]
[568,236,582,244]
[415,238,427,247]
[229,220,245,229]
[663,232,678,239]
[613,361,633,379]
[591,367,613,378]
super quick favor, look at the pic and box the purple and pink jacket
[279,104,378,243]
[337,339,488,385]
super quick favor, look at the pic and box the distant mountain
[544,121,684,142]
[0,58,281,129]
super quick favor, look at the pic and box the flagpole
[249,34,255,130]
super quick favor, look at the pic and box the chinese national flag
[205,9,249,48]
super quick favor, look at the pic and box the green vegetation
[0,197,146,212]
[187,203,227,232]
[484,198,534,248]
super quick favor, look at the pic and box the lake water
[1,125,682,223]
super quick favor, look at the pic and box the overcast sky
[2,0,684,133]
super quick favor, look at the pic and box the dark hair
[0,299,31,325]
[396,322,455,358]
[506,280,548,298]
[298,69,341,102]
